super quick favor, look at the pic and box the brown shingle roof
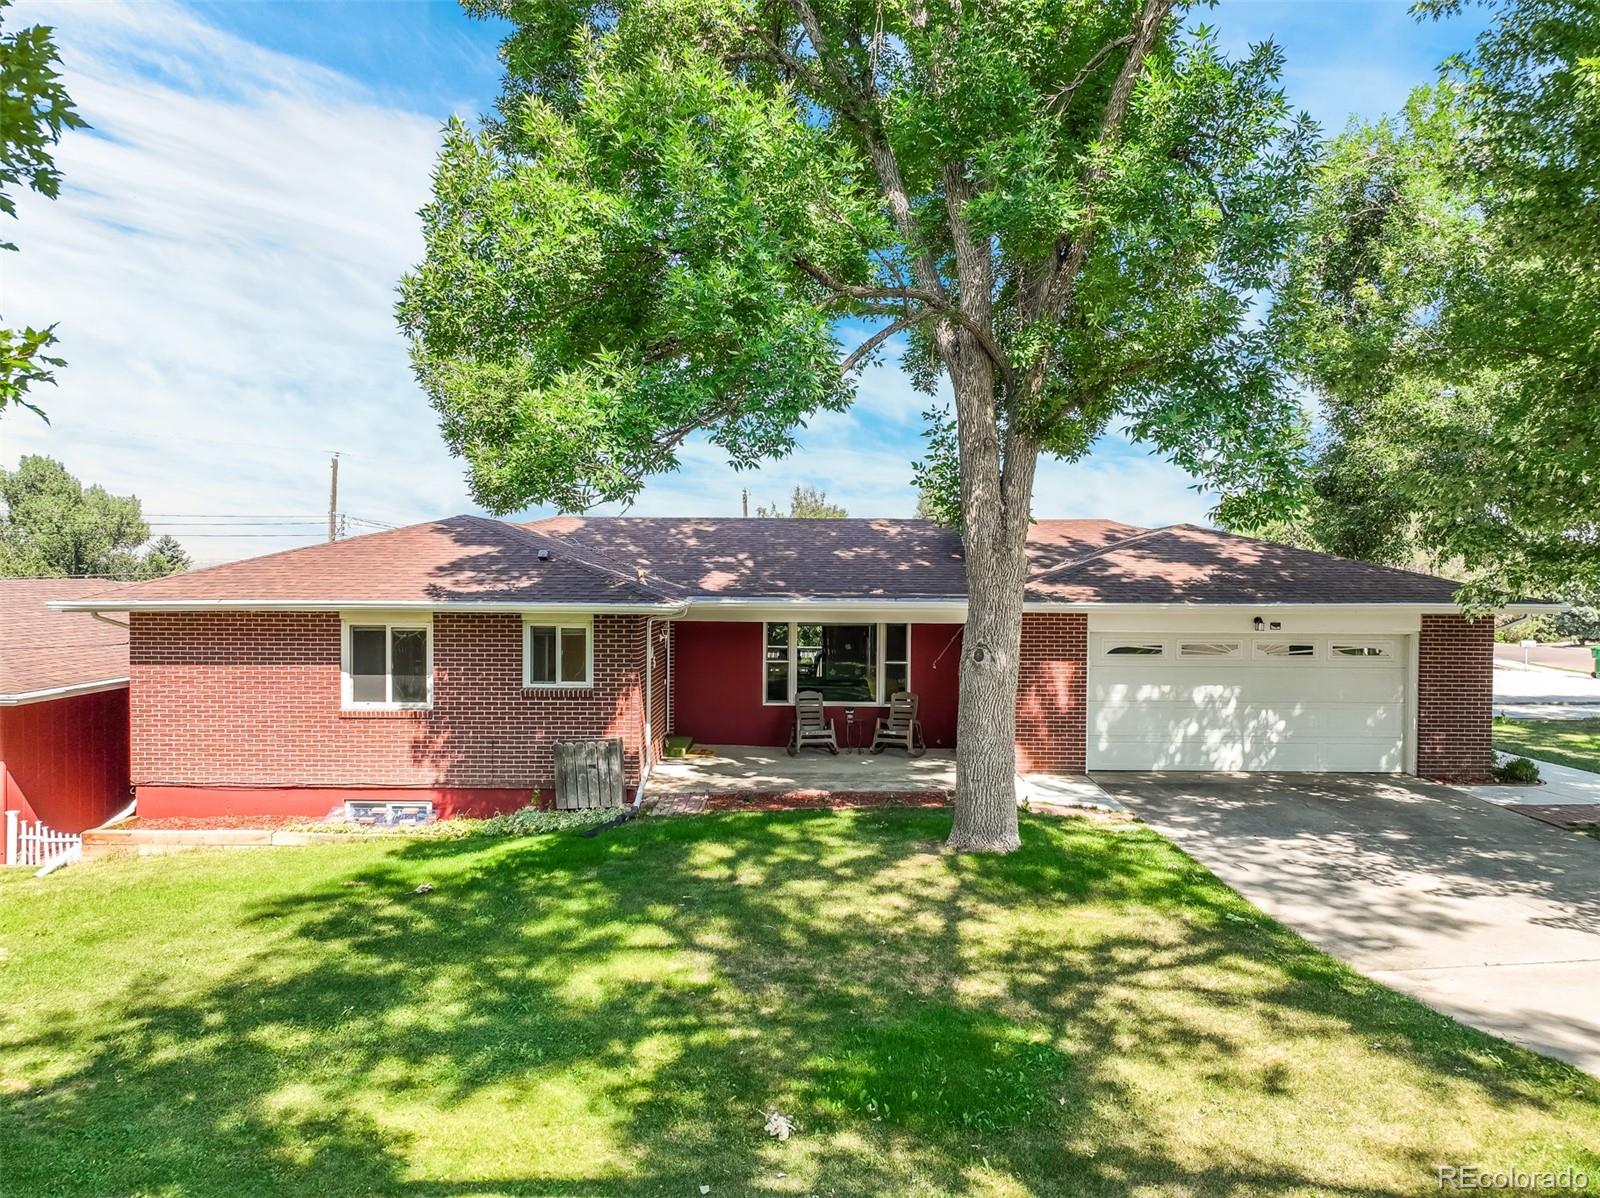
[1,578,130,699]
[1025,524,1462,604]
[64,516,676,609]
[50,514,1466,611]
[528,516,1144,598]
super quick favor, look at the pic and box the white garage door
[1087,633,1407,772]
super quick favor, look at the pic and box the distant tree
[0,456,184,578]
[1231,0,1599,603]
[1552,589,1600,643]
[755,484,847,519]
[0,2,86,419]
[138,534,192,578]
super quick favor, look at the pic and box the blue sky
[4,0,1487,565]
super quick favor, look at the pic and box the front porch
[643,745,1128,814]
[646,744,957,797]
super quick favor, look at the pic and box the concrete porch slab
[646,745,956,796]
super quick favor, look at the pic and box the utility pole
[741,488,748,518]
[328,453,340,542]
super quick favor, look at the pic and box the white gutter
[0,678,129,706]
[49,598,689,615]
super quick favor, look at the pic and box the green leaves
[0,1,87,419]
[0,456,182,580]
[1244,1,1600,602]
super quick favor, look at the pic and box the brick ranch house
[51,515,1506,820]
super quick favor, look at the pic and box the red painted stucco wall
[0,688,131,834]
[669,620,963,748]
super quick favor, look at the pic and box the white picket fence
[4,810,83,869]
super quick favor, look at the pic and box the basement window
[344,618,432,708]
[526,617,592,687]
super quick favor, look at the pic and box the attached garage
[1086,630,1410,772]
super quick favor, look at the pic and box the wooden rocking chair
[870,691,925,757]
[787,690,839,756]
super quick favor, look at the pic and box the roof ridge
[1028,523,1170,584]
[476,516,682,601]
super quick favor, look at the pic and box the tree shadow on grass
[3,810,1597,1197]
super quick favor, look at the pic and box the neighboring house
[1,579,132,834]
[51,515,1501,820]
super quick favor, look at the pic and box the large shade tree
[1231,0,1599,604]
[400,0,1317,852]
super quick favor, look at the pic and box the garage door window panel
[1331,641,1395,660]
[1180,641,1241,659]
[1254,641,1317,661]
[1105,641,1165,657]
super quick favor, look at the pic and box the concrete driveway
[1094,773,1600,1075]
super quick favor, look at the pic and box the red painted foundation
[137,785,551,821]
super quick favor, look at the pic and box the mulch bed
[119,815,324,831]
[700,789,953,812]
[1511,804,1600,832]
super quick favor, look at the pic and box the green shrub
[1493,755,1541,784]
[430,805,620,839]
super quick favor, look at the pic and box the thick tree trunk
[948,531,1029,853]
[944,336,1035,854]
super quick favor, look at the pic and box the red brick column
[1015,613,1088,774]
[1416,613,1494,782]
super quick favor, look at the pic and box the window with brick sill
[342,616,432,710]
[525,616,592,688]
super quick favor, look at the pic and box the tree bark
[945,333,1034,854]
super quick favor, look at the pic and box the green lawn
[1494,717,1600,774]
[2,811,1596,1197]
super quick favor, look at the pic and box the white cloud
[3,0,464,564]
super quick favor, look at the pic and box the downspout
[633,606,688,810]
[91,612,129,630]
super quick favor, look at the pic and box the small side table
[842,707,861,753]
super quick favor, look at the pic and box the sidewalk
[1493,660,1600,719]
[1462,754,1600,808]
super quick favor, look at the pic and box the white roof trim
[49,599,689,615]
[50,596,1548,618]
[0,677,129,706]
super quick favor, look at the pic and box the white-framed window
[525,616,593,687]
[762,621,911,705]
[1179,640,1242,658]
[1104,641,1165,657]
[1330,640,1395,660]
[343,615,432,709]
[1254,640,1317,660]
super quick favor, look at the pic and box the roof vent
[537,548,551,561]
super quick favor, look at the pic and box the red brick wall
[1015,613,1087,773]
[129,611,649,791]
[1416,613,1494,782]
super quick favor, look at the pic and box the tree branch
[1046,34,1135,114]
[794,257,1017,386]
[839,315,922,373]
